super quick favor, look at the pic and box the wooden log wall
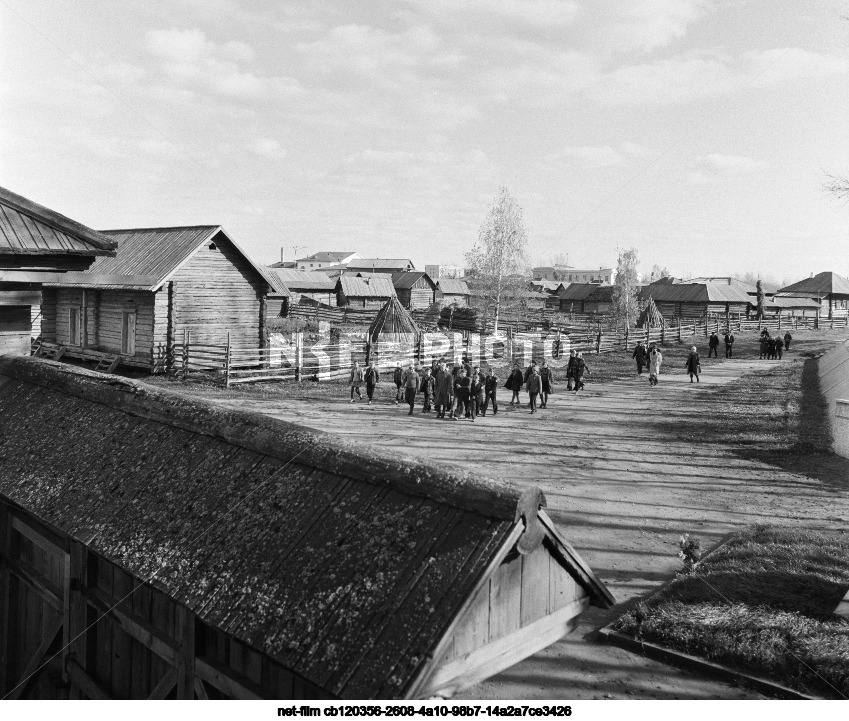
[0,498,330,700]
[50,288,155,367]
[38,288,57,343]
[409,285,435,310]
[164,233,265,349]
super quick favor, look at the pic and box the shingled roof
[0,356,612,699]
[338,275,395,298]
[0,185,116,257]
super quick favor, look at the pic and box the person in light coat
[648,346,663,387]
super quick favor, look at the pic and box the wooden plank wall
[50,288,155,366]
[410,285,434,310]
[166,233,265,348]
[152,287,170,373]
[39,288,57,342]
[0,499,331,700]
[442,539,586,663]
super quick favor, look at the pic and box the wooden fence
[171,314,847,387]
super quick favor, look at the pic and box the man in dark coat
[573,352,588,392]
[708,332,719,358]
[402,364,419,415]
[724,331,734,358]
[767,335,776,360]
[420,367,435,412]
[506,362,524,405]
[482,368,498,416]
[774,334,784,360]
[393,363,404,404]
[523,360,537,385]
[527,365,542,413]
[433,363,452,418]
[539,360,553,408]
[469,368,485,420]
[566,349,577,390]
[364,361,380,404]
[759,332,769,360]
[784,331,792,351]
[685,346,701,382]
[452,368,472,419]
[632,342,648,375]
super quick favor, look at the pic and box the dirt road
[168,351,849,699]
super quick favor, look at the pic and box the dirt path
[181,356,849,699]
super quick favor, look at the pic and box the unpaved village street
[158,346,849,699]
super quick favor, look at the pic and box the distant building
[391,271,437,310]
[336,275,396,308]
[639,279,751,318]
[435,278,471,308]
[777,272,849,318]
[345,258,415,274]
[425,264,465,279]
[532,265,615,285]
[264,268,337,309]
[294,251,360,271]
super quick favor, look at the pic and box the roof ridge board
[1,356,542,524]
[100,224,221,234]
[0,185,117,252]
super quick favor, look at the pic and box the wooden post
[778,313,782,330]
[660,322,665,345]
[175,605,195,699]
[624,327,629,349]
[596,330,601,355]
[67,541,88,698]
[181,329,189,380]
[294,332,303,381]
[364,333,371,366]
[224,332,231,388]
[0,501,10,696]
[416,333,423,364]
[166,281,175,374]
[677,323,681,343]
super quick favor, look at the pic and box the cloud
[687,153,768,184]
[251,138,287,160]
[608,0,714,53]
[589,47,849,105]
[548,145,623,168]
[145,28,302,101]
[400,0,579,30]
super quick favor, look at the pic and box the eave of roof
[0,185,117,256]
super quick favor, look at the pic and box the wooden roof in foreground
[0,185,116,257]
[0,356,612,699]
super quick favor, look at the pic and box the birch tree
[612,248,640,327]
[465,187,530,334]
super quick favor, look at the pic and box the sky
[1,0,849,282]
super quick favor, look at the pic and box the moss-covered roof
[0,356,554,699]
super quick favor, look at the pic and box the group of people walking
[631,341,665,386]
[759,329,791,360]
[347,350,591,419]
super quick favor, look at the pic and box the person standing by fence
[349,361,365,402]
[527,365,542,413]
[393,363,404,404]
[724,330,734,358]
[767,334,776,360]
[364,361,379,404]
[574,352,589,393]
[402,364,419,415]
[434,362,452,419]
[648,346,662,387]
[685,346,701,383]
[506,362,523,405]
[482,368,499,416]
[421,367,435,412]
[784,331,792,351]
[540,360,553,408]
[708,331,719,358]
[759,330,770,360]
[774,334,784,360]
[632,342,647,375]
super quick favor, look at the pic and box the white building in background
[294,251,361,271]
[426,264,465,279]
[532,265,615,285]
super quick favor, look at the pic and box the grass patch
[613,525,849,698]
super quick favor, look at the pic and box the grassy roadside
[612,525,849,699]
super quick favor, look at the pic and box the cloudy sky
[2,0,848,281]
